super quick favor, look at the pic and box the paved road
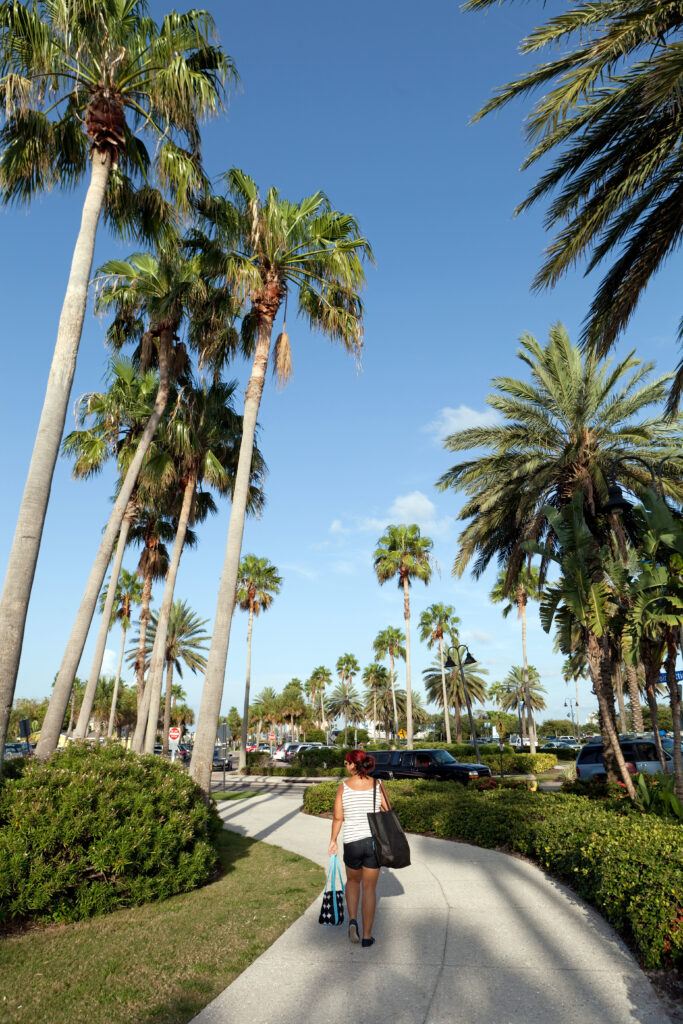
[192,788,672,1024]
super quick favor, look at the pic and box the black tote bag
[367,780,411,869]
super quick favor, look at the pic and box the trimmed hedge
[303,779,683,968]
[0,744,221,924]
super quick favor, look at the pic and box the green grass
[0,831,323,1024]
[212,789,260,801]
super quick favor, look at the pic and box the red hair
[344,750,376,778]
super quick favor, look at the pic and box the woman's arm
[328,784,344,855]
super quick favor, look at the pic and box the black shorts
[343,836,380,870]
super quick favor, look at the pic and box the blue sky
[1,0,681,728]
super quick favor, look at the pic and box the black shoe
[348,919,360,943]
[361,937,375,948]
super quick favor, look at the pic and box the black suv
[371,749,491,784]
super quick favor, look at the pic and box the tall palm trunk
[373,691,378,740]
[0,153,111,767]
[587,634,636,799]
[388,650,399,745]
[36,335,172,759]
[644,660,667,772]
[453,700,462,744]
[625,664,644,732]
[162,660,174,756]
[66,688,77,741]
[438,636,452,744]
[239,604,255,771]
[137,471,195,754]
[74,506,133,739]
[136,561,154,708]
[191,312,276,793]
[519,595,537,754]
[107,622,127,739]
[402,577,414,750]
[665,640,683,801]
[320,688,326,734]
[613,662,628,733]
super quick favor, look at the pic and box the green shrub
[303,729,326,743]
[0,744,220,924]
[303,779,683,968]
[295,747,346,772]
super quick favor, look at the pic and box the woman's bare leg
[346,865,362,921]
[361,866,380,938]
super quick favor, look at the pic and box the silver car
[576,738,672,780]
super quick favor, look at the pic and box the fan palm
[439,325,682,585]
[465,0,683,410]
[327,682,364,746]
[489,667,547,741]
[422,658,488,744]
[490,566,542,751]
[280,679,306,741]
[252,687,280,740]
[140,600,209,754]
[235,555,282,769]
[135,380,266,754]
[128,507,173,704]
[418,603,460,744]
[374,525,433,749]
[362,663,389,740]
[372,681,407,742]
[38,240,215,757]
[189,169,371,792]
[0,3,230,761]
[100,568,142,739]
[372,626,406,741]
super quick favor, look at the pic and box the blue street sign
[659,670,683,683]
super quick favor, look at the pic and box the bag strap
[327,854,345,894]
[379,779,392,810]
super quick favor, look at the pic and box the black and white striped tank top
[342,781,377,842]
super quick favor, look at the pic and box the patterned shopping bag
[318,854,345,926]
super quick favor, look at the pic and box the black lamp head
[464,652,477,666]
[444,654,456,670]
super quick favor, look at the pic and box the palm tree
[102,568,142,739]
[418,603,460,744]
[372,627,406,741]
[188,170,371,793]
[327,682,364,746]
[308,666,332,731]
[362,663,389,740]
[141,600,209,754]
[0,4,229,763]
[38,239,216,757]
[489,667,547,741]
[374,525,433,749]
[135,380,266,755]
[235,556,282,769]
[252,687,280,745]
[490,566,542,752]
[439,325,682,585]
[422,658,488,743]
[128,508,173,706]
[280,679,306,741]
[465,0,683,411]
[372,681,407,742]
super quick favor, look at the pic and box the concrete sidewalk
[192,788,672,1024]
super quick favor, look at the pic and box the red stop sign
[168,726,181,742]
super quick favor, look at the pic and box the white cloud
[281,563,319,581]
[102,648,117,674]
[329,518,346,535]
[389,490,437,523]
[331,490,452,541]
[423,404,498,443]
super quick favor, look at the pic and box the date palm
[139,600,209,754]
[422,658,488,743]
[418,603,460,744]
[0,2,230,762]
[327,681,364,746]
[189,170,372,793]
[372,680,407,742]
[38,240,215,757]
[465,0,683,410]
[128,508,173,706]
[374,525,433,750]
[252,687,280,742]
[135,380,266,754]
[362,663,389,741]
[490,565,542,752]
[100,568,142,739]
[439,325,682,585]
[372,626,406,741]
[308,666,332,731]
[489,667,546,741]
[235,555,282,769]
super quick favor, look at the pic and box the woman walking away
[328,750,388,947]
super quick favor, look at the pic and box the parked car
[372,748,492,784]
[257,743,272,754]
[284,743,306,762]
[575,738,673,781]
[245,744,259,753]
[274,742,300,762]
[212,748,233,772]
[3,742,28,760]
[661,737,683,756]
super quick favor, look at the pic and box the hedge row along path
[194,786,672,1024]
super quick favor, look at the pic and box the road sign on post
[168,726,181,761]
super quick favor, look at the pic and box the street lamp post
[445,644,481,763]
[564,698,578,740]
